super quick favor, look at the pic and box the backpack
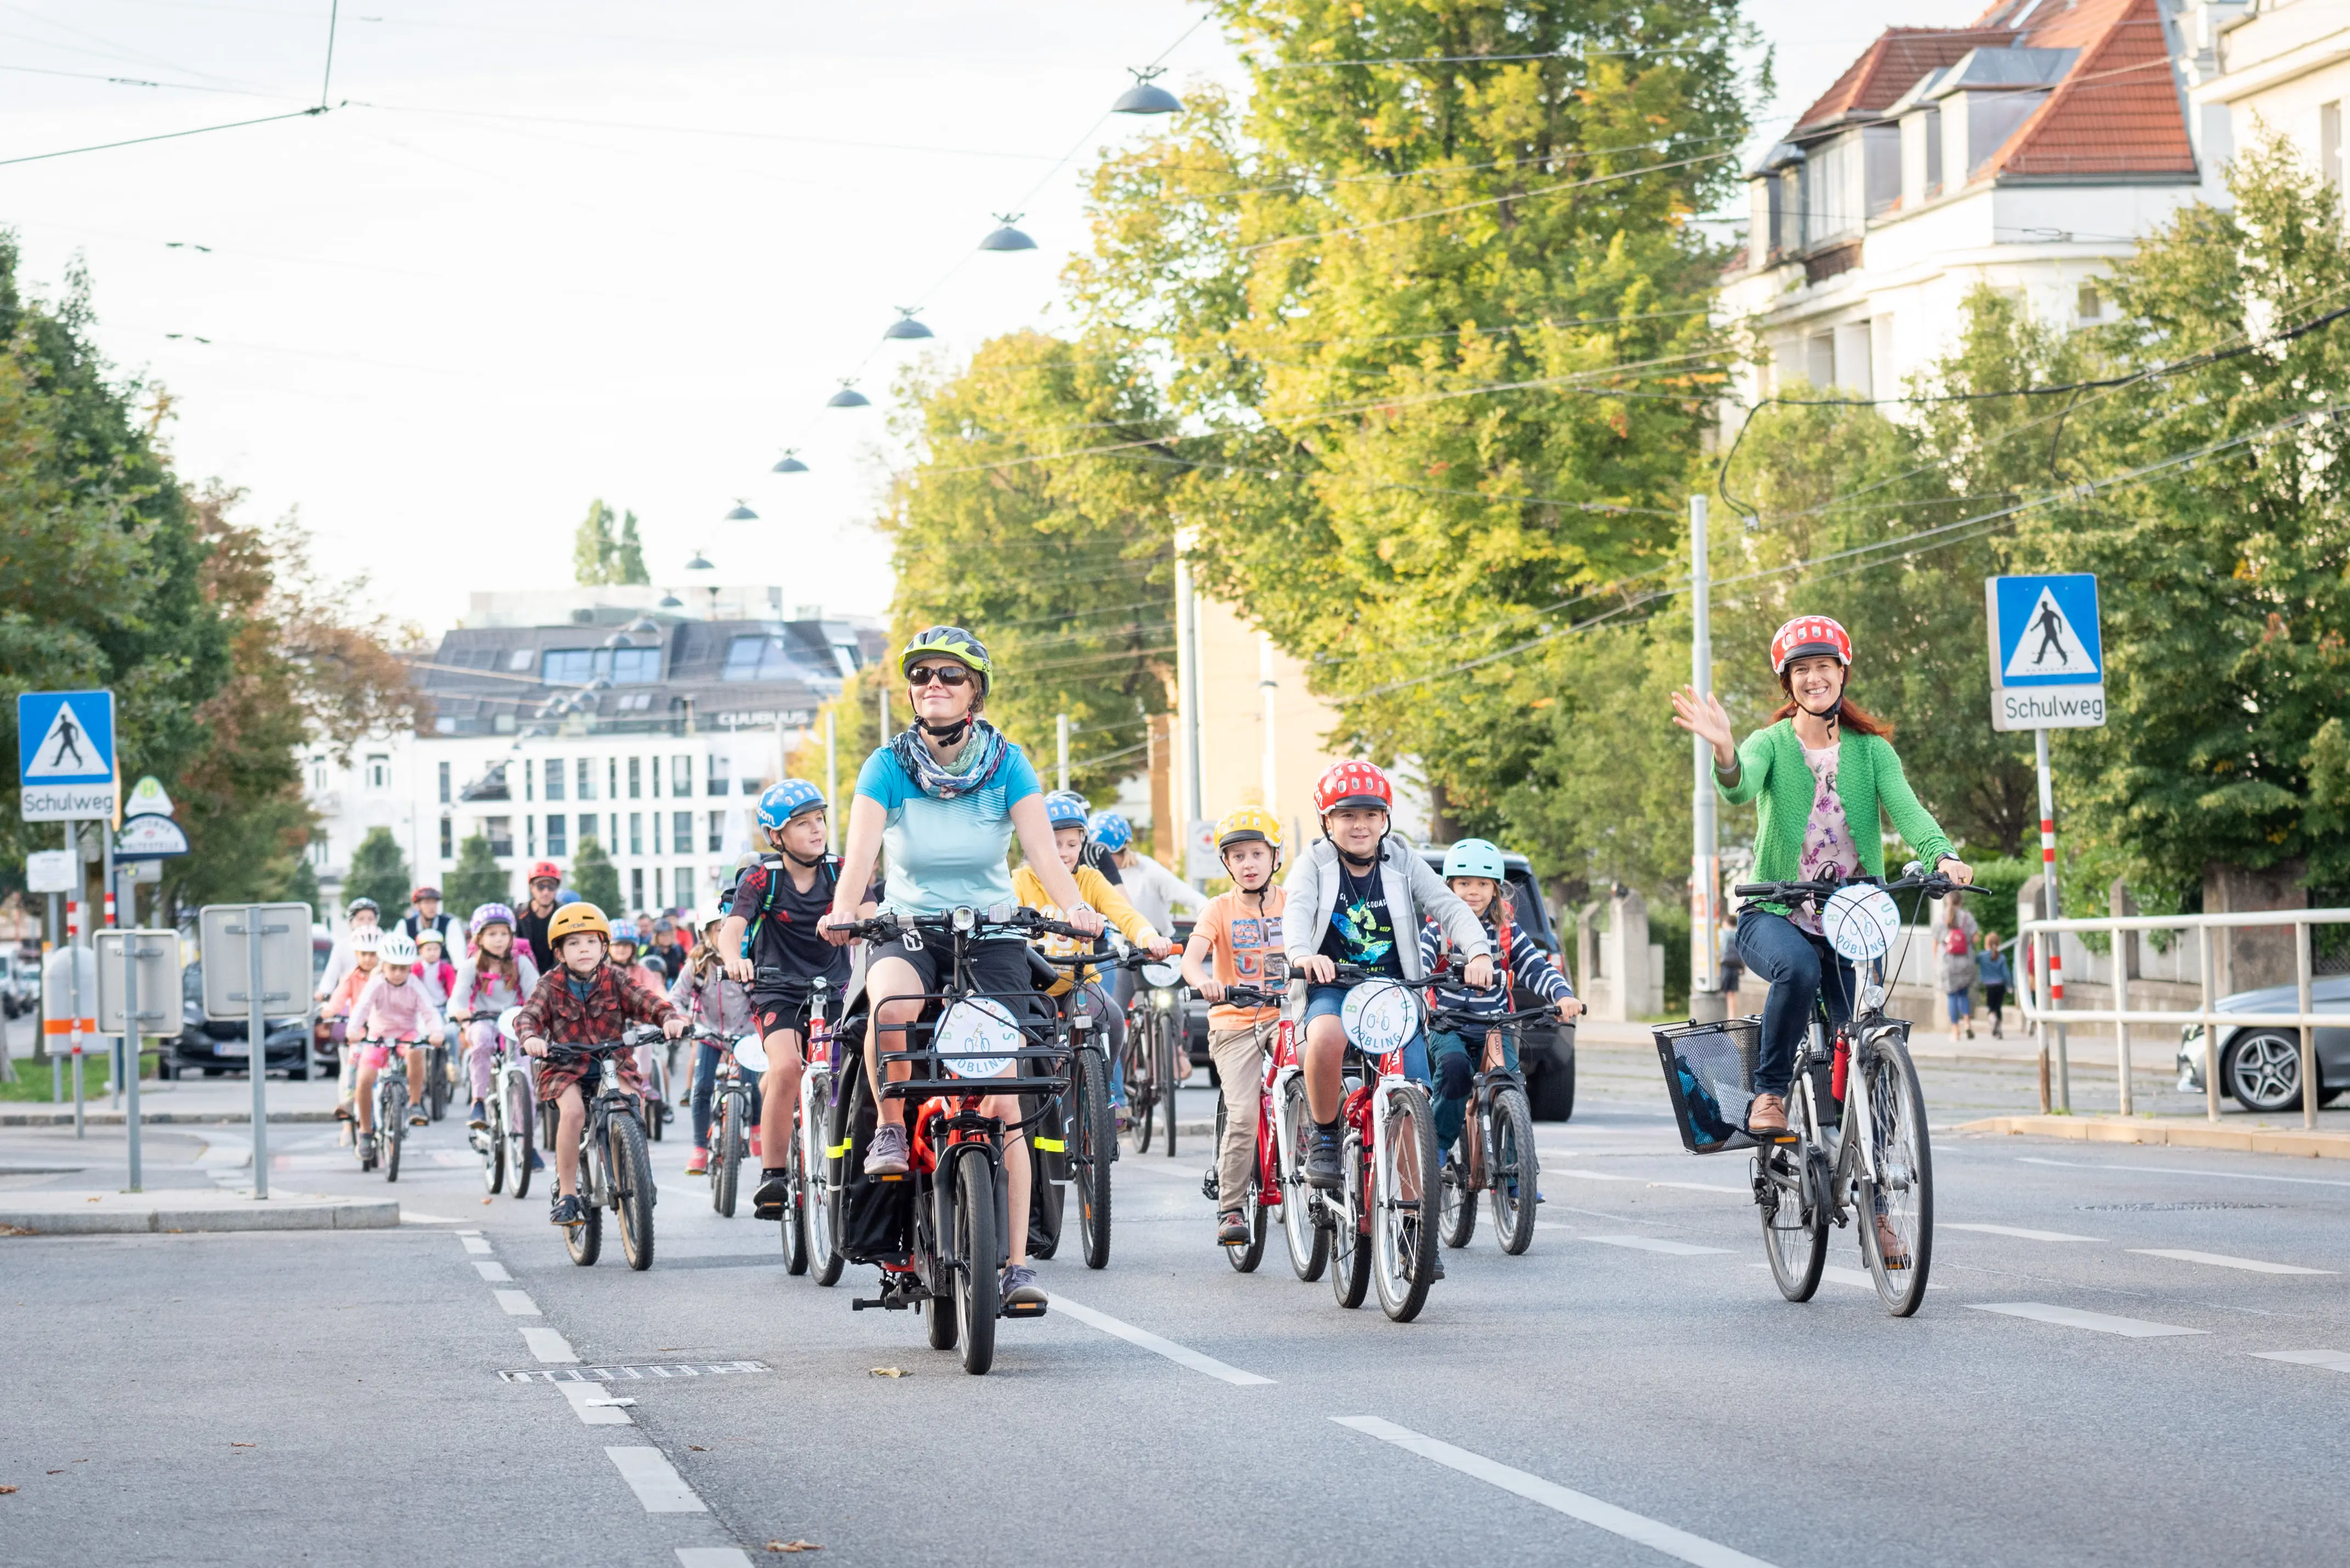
[742,854,840,957]
[1945,925,1970,956]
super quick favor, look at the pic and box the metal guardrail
[2017,908,2349,1127]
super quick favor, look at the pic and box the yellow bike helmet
[547,901,612,946]
[1215,805,1284,867]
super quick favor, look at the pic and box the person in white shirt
[315,897,382,1000]
[1090,811,1209,935]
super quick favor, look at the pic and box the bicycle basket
[1652,1016,1761,1155]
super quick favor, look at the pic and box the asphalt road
[6,1046,2349,1567]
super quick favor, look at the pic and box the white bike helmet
[350,927,383,953]
[378,933,419,966]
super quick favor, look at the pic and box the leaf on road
[764,1542,823,1553]
[867,1367,908,1378]
[688,1445,707,1451]
[0,1484,16,1492]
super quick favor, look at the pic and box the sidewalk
[1,1187,399,1235]
[1,1073,342,1127]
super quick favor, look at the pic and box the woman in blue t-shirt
[822,626,1103,1311]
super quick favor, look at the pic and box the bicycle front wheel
[1489,1085,1539,1256]
[1757,1088,1826,1303]
[505,1075,534,1200]
[1371,1086,1439,1322]
[782,1109,810,1275]
[803,1069,843,1286]
[381,1082,404,1184]
[1073,1048,1114,1270]
[1157,1013,1180,1157]
[483,1097,506,1195]
[613,1113,656,1271]
[953,1150,1000,1376]
[711,1096,738,1217]
[1278,1078,1328,1282]
[1858,1036,1934,1316]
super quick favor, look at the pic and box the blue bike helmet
[1088,811,1134,854]
[554,888,581,907]
[1044,790,1090,831]
[756,779,827,834]
[1441,838,1507,880]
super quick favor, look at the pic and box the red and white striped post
[2036,726,2069,1111]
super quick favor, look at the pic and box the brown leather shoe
[1747,1093,1790,1135]
[1875,1215,1911,1269]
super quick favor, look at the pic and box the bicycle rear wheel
[953,1150,1000,1375]
[566,1190,603,1266]
[506,1073,534,1200]
[1217,1099,1267,1274]
[1439,1146,1477,1250]
[1157,1013,1179,1157]
[803,1069,843,1286]
[1073,1048,1114,1270]
[711,1095,739,1217]
[1488,1085,1539,1256]
[613,1112,656,1271]
[782,1110,810,1275]
[381,1080,404,1184]
[1125,1031,1156,1156]
[1371,1086,1439,1322]
[1278,1079,1327,1282]
[1858,1036,1934,1316]
[1757,1089,1826,1303]
[429,1049,449,1122]
[483,1098,506,1195]
[1330,1133,1372,1310]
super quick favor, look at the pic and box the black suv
[1176,844,1578,1121]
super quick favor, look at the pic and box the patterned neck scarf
[890,718,1008,800]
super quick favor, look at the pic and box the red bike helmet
[1313,760,1394,815]
[527,860,562,885]
[1769,615,1853,675]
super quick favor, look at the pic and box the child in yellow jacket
[1017,791,1173,1118]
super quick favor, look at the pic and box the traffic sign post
[1986,574,2108,1115]
[200,902,313,1200]
[17,690,117,823]
[97,924,179,1194]
[42,945,99,1139]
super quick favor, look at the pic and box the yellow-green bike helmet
[899,624,992,696]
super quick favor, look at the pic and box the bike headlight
[952,906,975,933]
[1858,980,1885,1015]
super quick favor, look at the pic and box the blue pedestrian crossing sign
[1985,575,2104,732]
[18,689,117,822]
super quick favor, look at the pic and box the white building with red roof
[1721,0,2226,405]
[2181,0,2350,185]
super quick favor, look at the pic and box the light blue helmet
[1088,811,1133,853]
[1441,838,1507,880]
[757,780,826,834]
[1044,790,1090,831]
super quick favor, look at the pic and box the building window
[608,758,618,800]
[524,759,535,803]
[676,866,693,908]
[672,811,692,857]
[437,760,451,804]
[672,755,690,796]
[1807,332,1835,389]
[707,811,724,853]
[739,777,760,797]
[630,868,644,911]
[311,834,329,867]
[544,759,565,802]
[2324,101,2342,188]
[628,812,643,856]
[485,817,514,857]
[547,813,568,856]
[655,867,666,908]
[2077,280,2103,321]
[366,753,389,790]
[706,758,728,796]
[527,815,538,856]
[439,817,453,859]
[721,634,802,682]
[541,647,659,686]
[649,755,662,799]
[628,758,641,799]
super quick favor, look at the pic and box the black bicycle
[698,1022,755,1220]
[1033,945,1123,1270]
[823,906,1080,1376]
[546,1025,664,1272]
[1120,950,1187,1157]
[1724,864,1968,1316]
[1427,1001,1555,1257]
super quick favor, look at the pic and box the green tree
[344,826,411,916]
[443,833,509,921]
[573,499,617,586]
[612,509,649,585]
[283,851,320,915]
[571,833,621,913]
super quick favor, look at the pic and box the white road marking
[1553,1169,1747,1196]
[460,1235,493,1255]
[521,1327,577,1362]
[1751,1263,1945,1292]
[1945,1223,2102,1242]
[604,1446,706,1513]
[399,1211,463,1224]
[1053,1296,1274,1385]
[493,1289,541,1316]
[1970,1302,2208,1338]
[428,1150,476,1167]
[472,1260,512,1282]
[2017,1156,2350,1190]
[2129,1248,2335,1276]
[558,1379,633,1425]
[676,1552,754,1568]
[1332,1416,1777,1568]
[1584,1235,1732,1257]
[2251,1349,2350,1373]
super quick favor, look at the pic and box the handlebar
[1425,1001,1560,1030]
[829,905,1100,946]
[539,1024,666,1063]
[1217,985,1282,1009]
[1734,863,1977,905]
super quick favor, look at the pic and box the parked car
[1177,845,1579,1121]
[2,947,39,1019]
[162,934,335,1081]
[2174,975,2350,1112]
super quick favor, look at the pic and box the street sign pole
[1689,496,1721,1020]
[247,904,270,1198]
[67,862,86,1139]
[2036,727,2068,1112]
[118,872,141,1193]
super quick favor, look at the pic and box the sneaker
[529,1147,546,1172]
[408,1101,429,1128]
[864,1123,911,1177]
[550,1194,582,1226]
[335,1099,355,1122]
[467,1100,488,1131]
[684,1146,708,1177]
[1001,1263,1048,1308]
[1217,1209,1249,1246]
[752,1171,790,1219]
[1304,1131,1343,1191]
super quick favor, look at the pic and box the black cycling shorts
[751,988,828,1041]
[868,934,1036,1006]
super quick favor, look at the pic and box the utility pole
[1056,713,1071,793]
[1690,496,1722,1022]
[823,711,837,853]
[1174,550,1204,829]
[1258,633,1278,816]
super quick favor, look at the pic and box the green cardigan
[1714,719,1955,911]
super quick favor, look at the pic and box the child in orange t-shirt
[1178,807,1289,1246]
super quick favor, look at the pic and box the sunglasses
[907,664,972,689]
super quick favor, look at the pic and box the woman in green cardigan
[1671,615,1973,1137]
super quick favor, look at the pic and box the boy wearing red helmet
[1285,760,1493,1198]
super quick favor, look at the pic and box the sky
[0,0,1987,637]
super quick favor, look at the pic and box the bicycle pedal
[1000,1300,1046,1319]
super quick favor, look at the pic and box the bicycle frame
[1256,1018,1300,1208]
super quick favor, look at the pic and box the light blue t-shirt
[854,743,1042,917]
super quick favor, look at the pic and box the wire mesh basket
[1652,1016,1762,1155]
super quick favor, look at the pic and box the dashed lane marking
[2129,1248,2335,1276]
[676,1552,753,1567]
[1551,1169,1748,1197]
[557,1379,633,1425]
[1945,1223,2102,1242]
[492,1289,541,1316]
[604,1446,706,1513]
[1969,1302,2208,1338]
[520,1327,577,1362]
[473,1260,513,1282]
[1053,1297,1275,1385]
[400,1211,463,1224]
[500,1362,771,1383]
[1332,1416,1777,1568]
[1583,1235,1732,1257]
[460,1235,493,1255]
[1751,1263,1946,1293]
[2017,1156,2350,1190]
[2251,1349,2350,1374]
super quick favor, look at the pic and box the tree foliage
[571,833,621,914]
[573,499,649,587]
[344,826,411,916]
[443,832,509,922]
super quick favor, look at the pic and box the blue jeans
[689,1040,763,1150]
[1735,909,1855,1098]
[1069,980,1127,1107]
[1303,982,1432,1090]
[1428,1027,1515,1151]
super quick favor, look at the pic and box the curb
[0,1110,340,1128]
[1958,1114,2350,1161]
[0,1195,401,1235]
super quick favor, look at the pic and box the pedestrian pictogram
[18,689,117,821]
[1985,575,2105,733]
[2003,586,2098,680]
[25,696,104,777]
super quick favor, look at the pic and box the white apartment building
[1721,0,2223,406]
[303,589,882,922]
[2181,0,2350,181]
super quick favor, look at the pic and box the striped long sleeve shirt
[1418,914,1574,1017]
